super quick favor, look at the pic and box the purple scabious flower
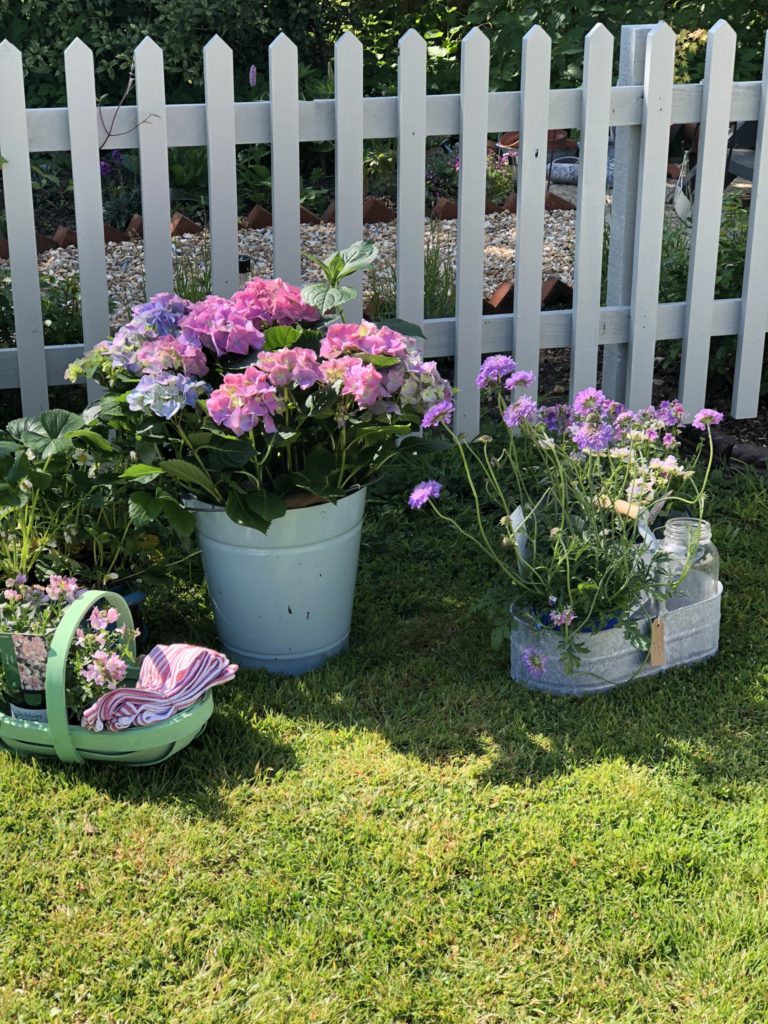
[541,403,571,435]
[657,399,685,428]
[475,355,518,390]
[133,293,192,336]
[572,387,610,416]
[691,408,724,430]
[503,395,538,428]
[522,646,548,678]
[570,420,614,453]
[504,370,535,391]
[408,480,442,509]
[127,372,210,419]
[421,399,454,430]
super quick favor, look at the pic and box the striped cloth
[81,644,238,732]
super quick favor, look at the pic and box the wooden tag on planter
[650,617,666,667]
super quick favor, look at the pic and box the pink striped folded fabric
[81,644,238,732]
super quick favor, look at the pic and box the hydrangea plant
[409,355,722,671]
[68,243,453,532]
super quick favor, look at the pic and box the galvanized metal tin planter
[190,487,367,675]
[0,591,212,765]
[510,583,723,696]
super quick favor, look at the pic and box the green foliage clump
[0,273,83,348]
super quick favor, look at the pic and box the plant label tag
[650,617,666,667]
[511,505,528,563]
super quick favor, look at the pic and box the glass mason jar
[657,518,719,610]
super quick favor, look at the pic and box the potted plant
[408,356,723,694]
[67,243,453,673]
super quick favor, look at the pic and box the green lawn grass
[2,463,768,1023]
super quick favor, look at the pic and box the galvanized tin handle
[44,591,136,764]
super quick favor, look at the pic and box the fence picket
[396,30,427,326]
[453,28,490,436]
[64,39,110,405]
[679,21,737,415]
[624,22,676,409]
[269,34,301,284]
[732,34,768,419]
[512,26,551,401]
[0,41,48,414]
[570,25,613,400]
[134,37,173,296]
[203,36,238,296]
[335,33,365,321]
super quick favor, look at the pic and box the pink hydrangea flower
[320,321,410,360]
[180,298,265,357]
[230,277,320,326]
[207,366,283,435]
[341,362,383,408]
[136,335,208,378]
[256,348,322,390]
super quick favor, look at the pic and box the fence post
[601,24,653,403]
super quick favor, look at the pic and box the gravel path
[2,210,579,330]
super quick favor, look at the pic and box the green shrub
[0,273,83,347]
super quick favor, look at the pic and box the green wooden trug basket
[0,590,213,765]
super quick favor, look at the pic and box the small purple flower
[657,399,684,428]
[541,404,571,435]
[572,387,609,416]
[522,646,548,678]
[662,432,676,447]
[110,149,123,166]
[249,65,257,88]
[691,408,724,430]
[408,480,442,510]
[99,159,111,177]
[504,370,535,392]
[503,395,538,429]
[421,399,454,430]
[570,420,614,453]
[475,355,518,390]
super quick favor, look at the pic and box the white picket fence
[1,21,767,434]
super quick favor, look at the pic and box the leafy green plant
[173,237,213,302]
[657,193,758,397]
[236,146,272,211]
[366,224,456,321]
[0,273,84,347]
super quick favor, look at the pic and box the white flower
[19,478,33,492]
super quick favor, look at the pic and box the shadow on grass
[243,473,768,791]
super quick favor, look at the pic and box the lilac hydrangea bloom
[691,408,724,430]
[408,480,442,509]
[421,399,454,430]
[475,355,518,389]
[522,646,548,678]
[503,395,538,428]
[133,293,192,335]
[127,372,210,419]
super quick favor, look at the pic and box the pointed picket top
[584,22,614,53]
[269,32,298,58]
[64,37,94,61]
[460,26,490,57]
[707,18,737,42]
[135,35,163,59]
[646,20,676,53]
[0,39,22,58]
[203,34,232,58]
[336,30,363,54]
[398,27,426,54]
[522,23,551,61]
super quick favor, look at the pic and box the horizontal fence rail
[1,22,767,432]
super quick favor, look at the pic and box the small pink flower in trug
[3,589,20,602]
[46,575,81,603]
[89,606,119,630]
